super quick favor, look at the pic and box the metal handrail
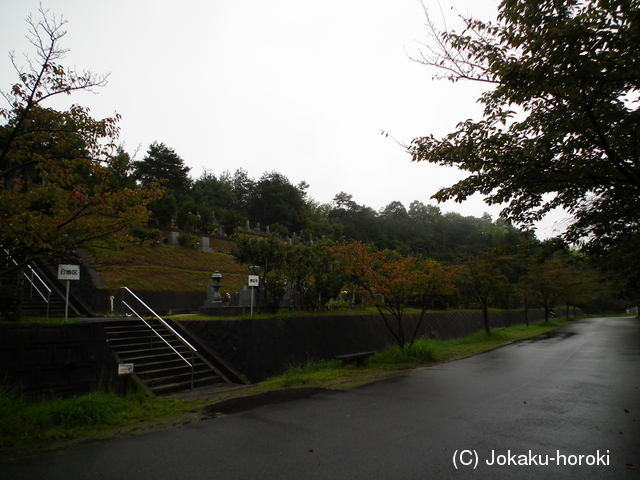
[26,265,52,302]
[122,301,192,367]
[120,287,196,388]
[4,249,52,316]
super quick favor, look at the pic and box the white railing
[120,287,197,389]
[4,249,52,317]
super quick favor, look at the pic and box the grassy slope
[87,237,248,293]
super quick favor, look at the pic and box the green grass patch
[0,386,200,457]
[170,306,385,321]
[0,316,80,325]
[261,317,574,389]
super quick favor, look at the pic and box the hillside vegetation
[87,236,248,293]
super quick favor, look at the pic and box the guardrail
[120,287,197,389]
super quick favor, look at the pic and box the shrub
[177,233,199,249]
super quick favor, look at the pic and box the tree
[134,142,191,195]
[521,259,572,321]
[247,171,308,233]
[409,0,640,256]
[457,250,513,334]
[232,233,288,313]
[191,170,237,212]
[0,8,160,319]
[330,240,456,348]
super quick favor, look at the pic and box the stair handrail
[120,287,197,390]
[3,249,52,306]
[120,287,197,389]
[120,287,197,354]
[122,300,192,367]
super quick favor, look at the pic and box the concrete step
[104,317,231,396]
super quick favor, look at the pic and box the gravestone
[201,236,210,252]
[169,231,179,246]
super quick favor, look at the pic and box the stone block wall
[0,323,118,397]
[179,309,559,383]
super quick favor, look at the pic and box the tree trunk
[483,305,490,334]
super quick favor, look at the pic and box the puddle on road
[526,331,577,342]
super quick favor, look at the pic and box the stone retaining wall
[179,309,558,382]
[0,323,119,397]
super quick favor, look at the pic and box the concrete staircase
[104,319,232,396]
[20,278,69,317]
[0,254,80,318]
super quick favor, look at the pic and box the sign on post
[248,275,259,316]
[58,264,80,280]
[58,264,80,321]
[118,363,134,375]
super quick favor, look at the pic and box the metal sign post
[58,265,80,321]
[248,275,259,316]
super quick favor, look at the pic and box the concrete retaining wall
[179,309,556,383]
[0,309,576,395]
[0,323,120,397]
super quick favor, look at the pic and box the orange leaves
[329,240,457,311]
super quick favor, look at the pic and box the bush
[177,233,199,249]
[131,227,162,242]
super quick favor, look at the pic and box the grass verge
[260,317,575,389]
[0,387,201,460]
[263,317,576,389]
[1,317,574,460]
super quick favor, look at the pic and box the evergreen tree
[134,142,191,195]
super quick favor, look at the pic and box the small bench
[334,351,375,366]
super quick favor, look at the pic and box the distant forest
[136,142,531,261]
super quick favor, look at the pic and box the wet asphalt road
[3,316,639,479]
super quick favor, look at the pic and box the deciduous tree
[409,0,640,255]
[330,240,456,348]
[457,250,513,334]
[0,8,160,319]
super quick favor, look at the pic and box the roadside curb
[203,387,342,416]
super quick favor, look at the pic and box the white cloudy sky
[0,0,569,238]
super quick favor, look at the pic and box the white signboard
[58,264,80,281]
[248,275,260,287]
[118,363,134,376]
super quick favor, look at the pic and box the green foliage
[410,0,640,283]
[0,386,198,452]
[177,232,199,249]
[148,192,177,228]
[248,171,308,233]
[131,227,162,242]
[0,8,160,320]
[369,341,437,366]
[269,360,344,387]
[134,142,191,194]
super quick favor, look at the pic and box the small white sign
[118,363,134,376]
[58,264,80,281]
[248,275,260,287]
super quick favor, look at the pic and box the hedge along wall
[179,309,561,383]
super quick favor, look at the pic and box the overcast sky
[0,0,570,239]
